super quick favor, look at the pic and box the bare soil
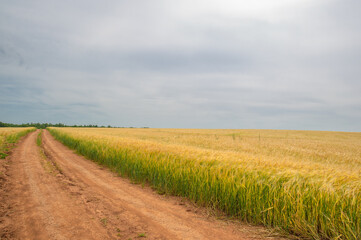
[0,130,290,240]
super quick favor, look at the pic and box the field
[0,127,35,158]
[48,127,361,239]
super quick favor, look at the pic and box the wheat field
[48,127,361,239]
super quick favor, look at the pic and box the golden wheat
[49,127,361,239]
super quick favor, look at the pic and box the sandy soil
[0,130,289,240]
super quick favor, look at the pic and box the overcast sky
[1,0,360,131]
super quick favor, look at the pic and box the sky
[1,0,360,131]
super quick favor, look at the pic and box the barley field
[48,127,361,239]
[0,127,35,158]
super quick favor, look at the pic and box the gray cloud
[0,0,360,131]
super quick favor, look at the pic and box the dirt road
[0,130,286,240]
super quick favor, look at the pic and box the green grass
[36,130,43,146]
[48,127,361,240]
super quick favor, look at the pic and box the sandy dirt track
[0,130,288,240]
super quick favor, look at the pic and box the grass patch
[137,233,146,238]
[0,152,8,159]
[37,130,43,146]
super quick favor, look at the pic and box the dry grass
[49,127,361,239]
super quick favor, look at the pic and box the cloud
[0,0,360,131]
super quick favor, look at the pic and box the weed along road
[0,130,286,240]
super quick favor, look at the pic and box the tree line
[0,121,113,129]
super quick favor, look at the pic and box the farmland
[48,127,361,239]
